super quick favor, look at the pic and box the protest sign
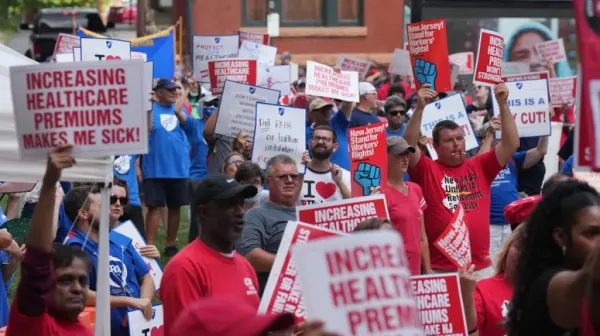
[0,182,36,193]
[208,58,257,95]
[449,52,474,75]
[292,231,423,336]
[535,38,567,64]
[473,29,504,86]
[574,171,600,191]
[131,51,147,61]
[349,123,387,197]
[420,94,478,160]
[549,76,577,106]
[305,61,359,102]
[9,61,147,159]
[296,195,390,233]
[73,47,81,62]
[257,65,291,95]
[80,37,131,61]
[114,220,163,290]
[252,103,306,172]
[214,80,280,138]
[128,304,164,336]
[492,72,551,138]
[388,48,412,76]
[55,53,74,63]
[53,33,80,57]
[335,55,371,81]
[433,204,471,269]
[143,62,154,112]
[290,62,299,82]
[238,40,277,66]
[502,62,529,75]
[259,221,340,324]
[411,274,468,336]
[193,35,240,82]
[406,19,451,92]
[239,30,270,46]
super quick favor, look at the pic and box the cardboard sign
[114,220,163,290]
[449,52,474,75]
[53,33,80,57]
[239,30,270,46]
[406,19,451,92]
[214,80,280,138]
[335,55,371,81]
[131,51,147,61]
[473,29,504,86]
[257,65,291,95]
[252,103,306,171]
[208,58,257,95]
[411,274,468,336]
[292,231,423,336]
[259,221,341,324]
[433,204,471,269]
[388,48,412,76]
[128,304,164,336]
[9,61,147,159]
[143,62,154,112]
[193,35,240,82]
[574,171,600,191]
[420,94,478,160]
[492,72,551,138]
[55,53,74,63]
[502,62,529,76]
[296,195,390,233]
[305,61,359,102]
[549,76,577,106]
[535,38,567,64]
[0,182,36,193]
[348,123,388,197]
[80,37,132,61]
[72,47,81,62]
[238,40,277,67]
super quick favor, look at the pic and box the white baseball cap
[359,82,377,96]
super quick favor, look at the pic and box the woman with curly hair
[506,180,600,335]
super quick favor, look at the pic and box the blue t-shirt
[386,125,406,137]
[490,151,527,225]
[348,107,382,129]
[305,126,314,149]
[113,155,141,207]
[66,228,150,336]
[0,212,9,328]
[330,111,350,171]
[562,155,574,177]
[142,103,190,179]
[55,201,72,243]
[183,118,209,180]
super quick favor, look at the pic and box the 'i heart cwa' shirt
[297,167,351,206]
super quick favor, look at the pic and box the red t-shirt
[160,239,260,336]
[382,182,427,275]
[579,302,596,336]
[474,273,513,336]
[6,302,93,336]
[408,150,503,270]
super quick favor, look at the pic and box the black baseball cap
[193,176,258,206]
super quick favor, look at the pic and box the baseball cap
[193,176,258,206]
[309,98,333,112]
[359,82,377,96]
[387,136,415,155]
[171,296,295,336]
[280,51,292,61]
[153,78,178,91]
[504,195,541,229]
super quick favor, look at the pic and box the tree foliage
[0,0,94,30]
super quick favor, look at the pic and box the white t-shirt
[297,166,351,206]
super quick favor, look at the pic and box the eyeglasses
[272,174,301,183]
[110,196,129,206]
[311,136,333,143]
[388,109,406,116]
[227,160,244,166]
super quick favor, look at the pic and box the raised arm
[493,82,520,167]
[173,89,189,125]
[203,107,219,142]
[404,84,437,168]
[476,117,501,156]
[522,136,549,169]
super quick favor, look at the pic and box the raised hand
[414,59,437,91]
[416,83,438,110]
[353,162,381,196]
[494,81,510,105]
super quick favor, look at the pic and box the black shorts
[142,178,190,208]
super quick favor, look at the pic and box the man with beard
[299,126,351,205]
[64,178,155,336]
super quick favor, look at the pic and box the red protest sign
[259,221,340,324]
[349,122,387,198]
[406,19,451,92]
[433,204,472,269]
[411,274,468,336]
[296,195,390,233]
[208,58,257,95]
[53,33,80,57]
[239,30,270,46]
[0,182,36,193]
[473,29,504,86]
[549,76,577,106]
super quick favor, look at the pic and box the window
[242,0,363,27]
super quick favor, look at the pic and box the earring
[561,245,566,255]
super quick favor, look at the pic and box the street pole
[137,0,147,37]
[185,0,194,67]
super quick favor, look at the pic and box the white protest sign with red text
[131,51,147,61]
[238,40,277,67]
[55,53,74,63]
[9,61,147,159]
[473,29,504,86]
[305,61,359,102]
[53,33,80,57]
[292,231,423,336]
[335,55,371,81]
[80,38,131,61]
[549,76,577,106]
[257,65,290,95]
[72,47,81,62]
[388,48,412,76]
[259,221,340,324]
[411,274,468,336]
[128,304,164,336]
[208,58,257,95]
[296,195,389,233]
[239,30,270,46]
[449,52,474,75]
[193,35,240,83]
[433,204,471,269]
[535,38,567,64]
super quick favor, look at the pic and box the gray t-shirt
[236,202,296,296]
[207,135,233,176]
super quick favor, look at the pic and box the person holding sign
[403,82,519,278]
[348,82,382,129]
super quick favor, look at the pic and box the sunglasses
[272,174,301,183]
[227,160,244,166]
[388,109,406,116]
[110,196,129,206]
